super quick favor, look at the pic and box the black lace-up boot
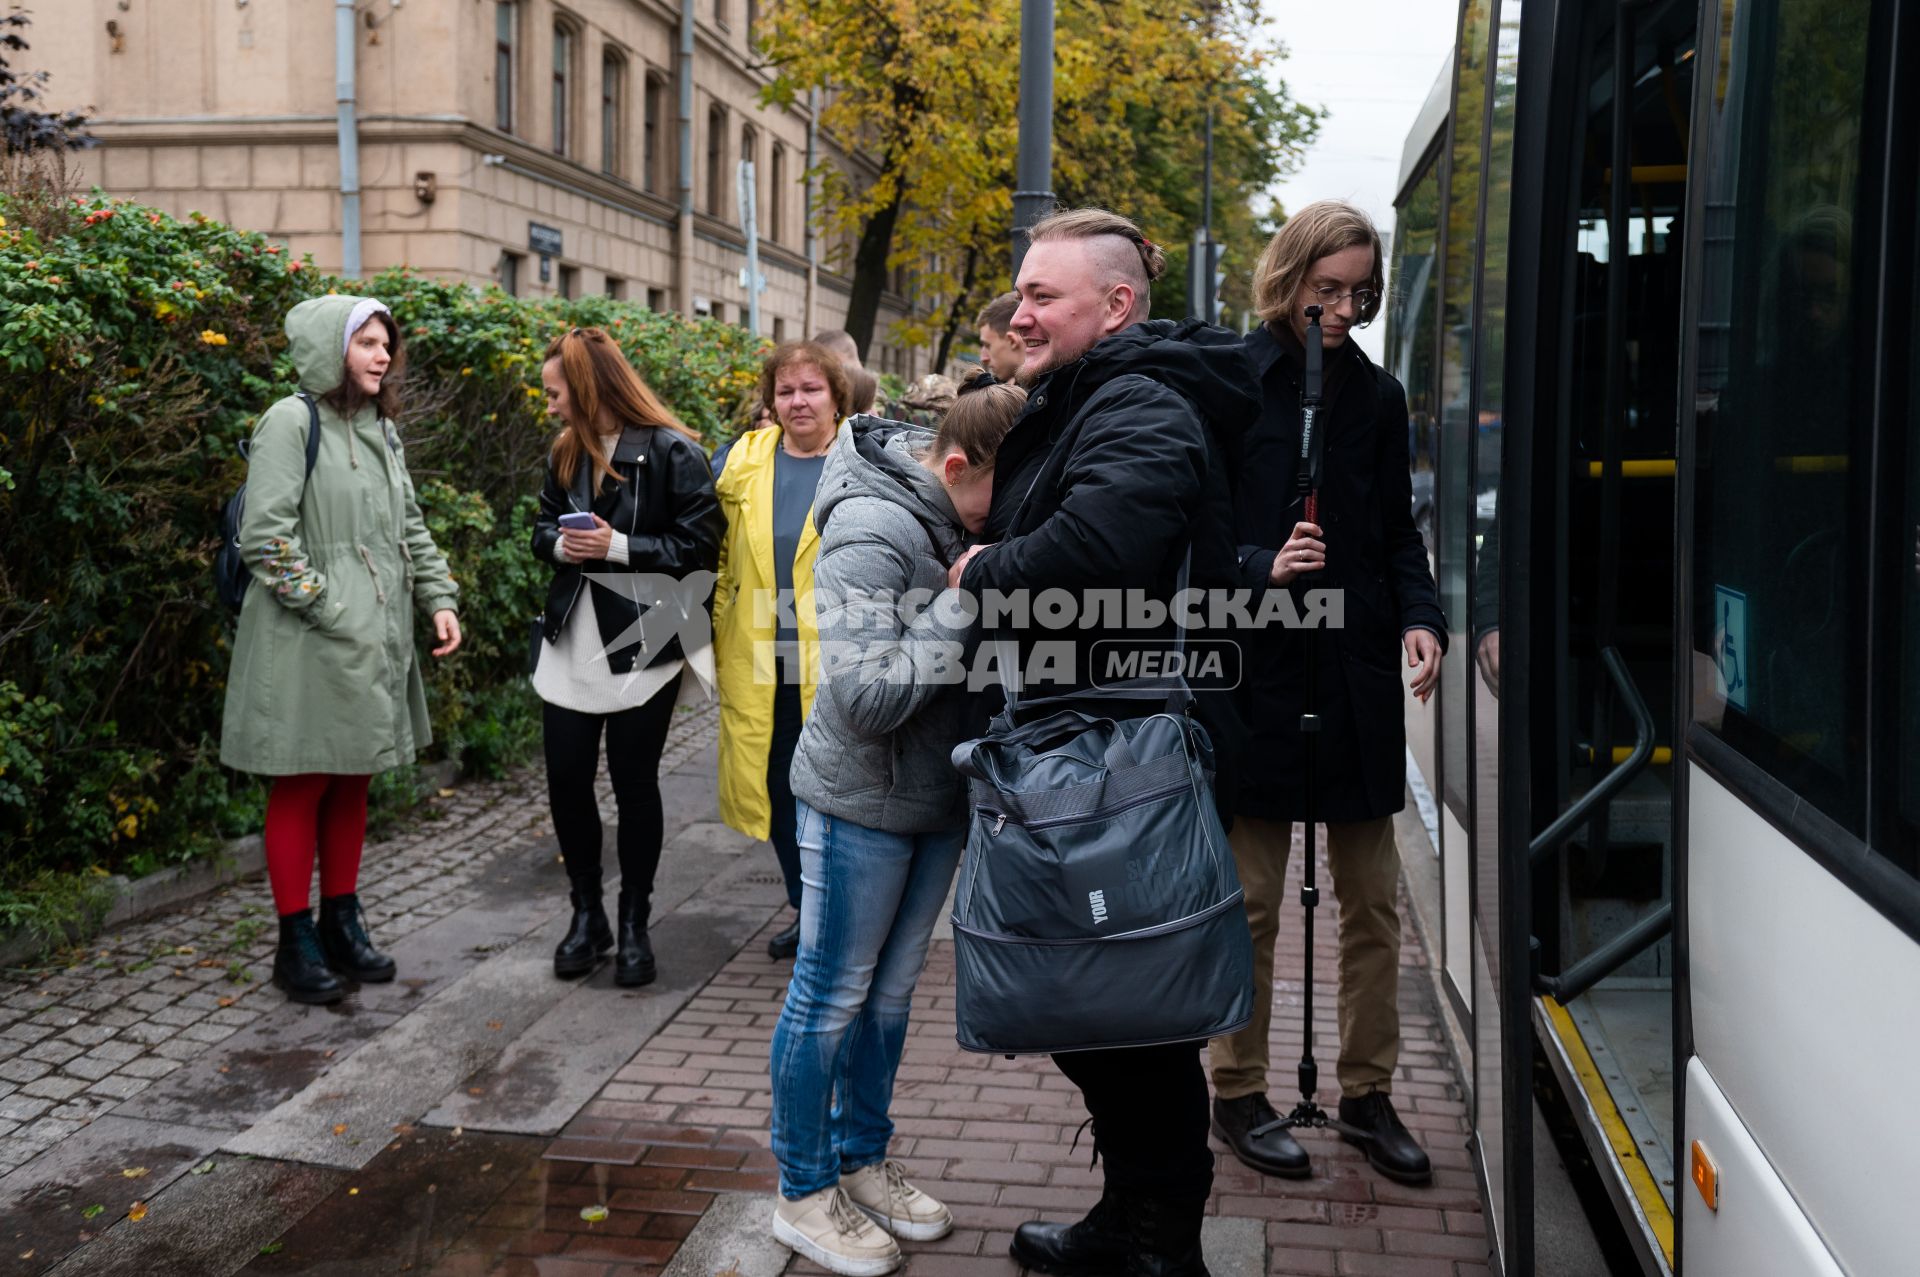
[553,876,613,977]
[1009,1190,1134,1274]
[614,890,656,987]
[317,892,396,982]
[1338,1091,1433,1185]
[274,911,346,1005]
[1122,1192,1211,1277]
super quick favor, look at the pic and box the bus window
[1389,159,1441,553]
[1894,212,1920,875]
[1689,0,1875,835]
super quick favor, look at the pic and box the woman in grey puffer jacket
[767,384,1024,1275]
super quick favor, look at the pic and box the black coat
[959,319,1257,809]
[1232,322,1446,823]
[532,425,723,674]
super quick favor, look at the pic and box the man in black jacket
[1208,200,1444,1188]
[950,208,1254,1277]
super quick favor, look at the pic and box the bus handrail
[1527,645,1655,867]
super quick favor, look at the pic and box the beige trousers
[1209,814,1402,1100]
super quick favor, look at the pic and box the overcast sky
[1259,2,1460,358]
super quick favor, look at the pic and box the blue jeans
[768,800,964,1199]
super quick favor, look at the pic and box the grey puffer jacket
[790,416,977,833]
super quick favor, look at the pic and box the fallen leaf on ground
[580,1205,609,1223]
[486,1020,502,1031]
[426,1184,437,1194]
[258,1241,283,1255]
[478,1163,493,1173]
[128,1202,148,1222]
[217,1066,230,1074]
[17,1251,33,1261]
[391,1123,414,1135]
[348,1187,359,1196]
[467,1087,484,1096]
[195,958,220,968]
[175,946,194,955]
[121,1167,149,1179]
[81,1205,104,1220]
[190,1161,214,1175]
[216,997,234,1008]
[437,787,455,798]
[332,1123,348,1136]
[450,1127,462,1139]
[323,1049,336,1059]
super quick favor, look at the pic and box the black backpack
[214,393,320,612]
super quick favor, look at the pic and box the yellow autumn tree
[756,0,1318,363]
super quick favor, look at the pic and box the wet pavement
[2,698,1492,1276]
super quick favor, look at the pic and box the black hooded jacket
[957,320,1257,800]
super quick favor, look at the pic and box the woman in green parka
[221,295,462,1006]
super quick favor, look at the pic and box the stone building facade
[31,0,925,376]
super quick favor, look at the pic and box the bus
[1390,0,1920,1272]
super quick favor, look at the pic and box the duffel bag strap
[951,708,1139,781]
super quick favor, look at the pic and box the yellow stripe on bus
[1541,995,1676,1268]
[1584,460,1677,478]
[1583,746,1675,766]
[1582,456,1848,478]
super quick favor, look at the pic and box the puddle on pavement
[234,1127,628,1276]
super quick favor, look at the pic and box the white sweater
[530,533,683,714]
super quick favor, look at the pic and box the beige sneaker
[771,1186,903,1276]
[841,1159,955,1242]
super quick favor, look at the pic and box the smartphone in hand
[558,511,597,531]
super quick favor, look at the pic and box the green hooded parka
[219,296,459,776]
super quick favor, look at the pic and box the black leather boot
[1009,1191,1133,1275]
[317,893,396,983]
[274,911,345,1005]
[766,918,800,960]
[553,878,613,978]
[1212,1093,1311,1179]
[1123,1193,1211,1277]
[614,890,656,987]
[1338,1091,1433,1186]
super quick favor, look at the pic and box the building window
[706,104,726,215]
[558,264,578,299]
[606,276,626,300]
[647,287,668,312]
[770,143,786,245]
[643,74,663,194]
[773,316,787,342]
[498,251,522,296]
[740,124,758,230]
[747,0,760,46]
[552,22,575,157]
[715,0,728,28]
[601,50,625,176]
[495,2,516,132]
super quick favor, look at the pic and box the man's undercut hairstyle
[974,290,1020,335]
[810,328,861,365]
[1025,208,1166,319]
[1252,199,1386,327]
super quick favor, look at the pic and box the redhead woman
[710,342,852,960]
[221,295,462,1006]
[532,327,722,986]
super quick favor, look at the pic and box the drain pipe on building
[334,0,362,279]
[675,0,695,314]
[803,86,819,336]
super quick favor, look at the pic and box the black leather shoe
[554,881,613,978]
[274,911,345,1005]
[1010,1193,1132,1275]
[766,919,800,960]
[614,891,656,987]
[1212,1093,1310,1179]
[316,893,396,983]
[1339,1091,1432,1186]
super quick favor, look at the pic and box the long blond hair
[1251,200,1385,326]
[546,327,699,489]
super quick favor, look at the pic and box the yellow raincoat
[712,425,822,840]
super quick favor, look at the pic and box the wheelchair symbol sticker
[1715,585,1747,712]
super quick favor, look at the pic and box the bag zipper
[977,779,1191,836]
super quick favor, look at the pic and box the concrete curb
[0,758,461,969]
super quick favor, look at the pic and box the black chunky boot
[614,890,656,987]
[553,877,613,977]
[1338,1091,1433,1186]
[1009,1191,1133,1275]
[274,911,345,1005]
[1212,1093,1311,1179]
[317,893,396,983]
[1122,1193,1211,1277]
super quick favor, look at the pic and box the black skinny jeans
[1053,1041,1214,1210]
[543,669,682,915]
[765,666,805,910]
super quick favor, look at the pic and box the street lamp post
[1011,0,1054,276]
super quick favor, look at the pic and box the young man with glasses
[1211,200,1445,1187]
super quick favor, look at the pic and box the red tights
[264,773,372,916]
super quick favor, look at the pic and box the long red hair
[546,327,700,488]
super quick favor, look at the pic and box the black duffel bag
[948,664,1255,1055]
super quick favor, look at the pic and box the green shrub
[0,179,768,901]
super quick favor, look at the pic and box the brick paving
[0,698,720,1179]
[511,826,1492,1277]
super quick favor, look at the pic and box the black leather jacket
[531,425,723,674]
